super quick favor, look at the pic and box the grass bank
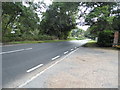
[83,40,97,47]
[3,40,73,45]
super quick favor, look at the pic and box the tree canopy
[84,2,119,36]
[40,2,79,39]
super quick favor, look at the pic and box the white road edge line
[0,48,32,55]
[27,64,43,73]
[64,51,69,54]
[52,55,60,60]
[18,48,79,88]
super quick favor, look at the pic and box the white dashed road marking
[25,48,32,50]
[0,48,32,55]
[52,55,60,60]
[18,48,79,88]
[27,64,43,73]
[64,51,69,54]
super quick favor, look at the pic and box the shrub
[97,30,114,47]
[2,34,58,43]
[36,34,57,40]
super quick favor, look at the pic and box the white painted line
[25,48,32,50]
[52,55,60,60]
[27,64,43,73]
[64,51,69,54]
[18,48,79,88]
[0,48,32,55]
[0,49,24,54]
[71,48,73,51]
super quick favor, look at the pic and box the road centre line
[27,64,43,73]
[18,47,79,88]
[25,48,32,50]
[64,51,69,54]
[52,55,60,60]
[0,48,32,55]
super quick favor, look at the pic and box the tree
[70,28,84,38]
[40,2,79,39]
[82,2,119,46]
[112,3,120,31]
[2,2,42,42]
[85,2,117,33]
[2,2,23,36]
[97,30,114,47]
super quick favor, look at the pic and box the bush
[2,34,58,43]
[34,35,57,40]
[97,30,114,47]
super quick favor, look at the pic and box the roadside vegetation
[83,40,120,50]
[83,40,97,47]
[83,2,120,48]
[3,39,73,45]
[2,2,120,47]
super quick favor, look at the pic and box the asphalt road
[2,39,89,88]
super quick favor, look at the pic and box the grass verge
[83,40,97,47]
[3,40,72,45]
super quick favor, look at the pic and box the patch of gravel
[47,47,118,88]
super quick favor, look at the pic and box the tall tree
[40,2,79,39]
[2,2,22,36]
[2,2,41,41]
[82,2,118,36]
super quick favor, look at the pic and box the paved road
[2,39,89,88]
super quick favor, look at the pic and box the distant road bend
[2,39,89,88]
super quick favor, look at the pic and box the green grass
[8,41,44,44]
[83,40,97,47]
[4,40,73,45]
[43,40,72,43]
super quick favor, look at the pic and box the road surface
[2,39,89,88]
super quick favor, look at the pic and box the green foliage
[69,28,85,40]
[97,30,114,47]
[112,16,120,31]
[85,2,117,37]
[40,2,79,40]
[2,2,80,42]
[2,2,119,45]
[2,34,57,43]
[83,40,97,47]
[84,2,119,47]
[2,2,43,42]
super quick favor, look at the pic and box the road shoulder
[22,47,118,88]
